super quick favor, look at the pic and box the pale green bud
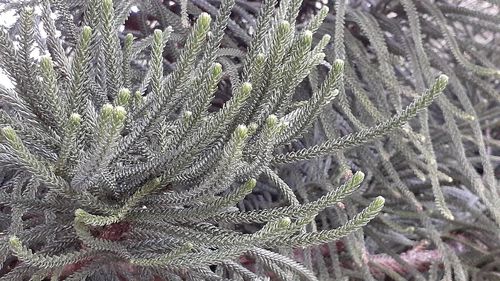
[314,52,326,62]
[153,29,163,44]
[153,29,163,37]
[465,114,475,121]
[244,178,257,192]
[40,56,53,70]
[212,63,223,77]
[437,74,449,85]
[235,124,248,139]
[198,13,212,29]
[256,53,266,63]
[82,26,92,41]
[373,196,386,208]
[101,103,114,120]
[248,122,258,133]
[117,88,131,106]
[69,113,82,126]
[277,217,291,228]
[351,171,365,186]
[113,106,127,124]
[241,82,252,95]
[125,33,134,45]
[153,177,162,185]
[74,208,86,217]
[103,0,113,11]
[333,59,345,72]
[278,21,291,34]
[266,115,278,128]
[183,111,193,120]
[1,126,17,144]
[184,242,194,250]
[432,74,449,95]
[319,34,331,47]
[303,30,313,45]
[8,236,21,249]
[134,91,144,104]
[23,7,34,14]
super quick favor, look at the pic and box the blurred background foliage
[0,0,499,280]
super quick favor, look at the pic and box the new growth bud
[113,106,127,124]
[334,59,345,69]
[373,196,386,207]
[437,74,449,85]
[314,53,326,62]
[278,21,291,33]
[125,33,134,44]
[303,30,313,45]
[74,208,87,219]
[23,7,34,13]
[69,113,82,126]
[198,13,212,28]
[183,111,193,120]
[256,53,266,63]
[82,26,92,41]
[351,171,365,186]
[266,115,279,128]
[101,103,114,120]
[153,29,163,37]
[432,74,449,95]
[1,126,17,144]
[184,242,194,250]
[103,0,113,11]
[248,123,258,132]
[153,29,163,45]
[241,178,257,194]
[148,178,161,187]
[212,63,223,76]
[8,236,22,249]
[235,124,249,140]
[278,217,292,228]
[241,82,253,95]
[322,34,331,44]
[246,178,257,189]
[117,88,131,106]
[134,91,144,104]
[40,56,53,70]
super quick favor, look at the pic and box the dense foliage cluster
[0,0,498,280]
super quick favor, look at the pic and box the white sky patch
[0,8,17,28]
[0,4,50,88]
[387,12,397,18]
[0,71,14,89]
[0,5,17,88]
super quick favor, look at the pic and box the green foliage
[0,0,498,280]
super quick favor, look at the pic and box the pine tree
[0,0,498,280]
